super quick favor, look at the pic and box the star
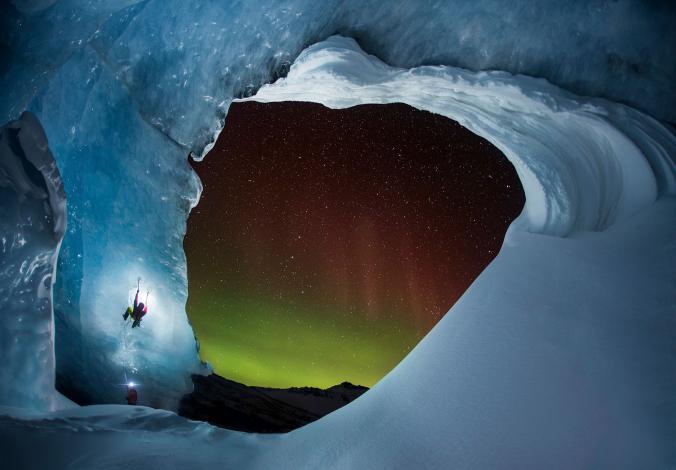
[185,101,524,388]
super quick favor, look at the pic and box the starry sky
[185,101,524,389]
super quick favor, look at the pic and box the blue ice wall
[27,45,204,408]
[1,0,674,408]
[3,1,674,132]
[0,112,66,411]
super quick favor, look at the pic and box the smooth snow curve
[242,36,675,236]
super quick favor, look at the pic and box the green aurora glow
[185,102,523,388]
[189,288,418,388]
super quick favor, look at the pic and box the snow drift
[0,1,675,468]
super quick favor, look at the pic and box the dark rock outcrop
[178,374,368,433]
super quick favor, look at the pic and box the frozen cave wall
[0,1,674,410]
[0,112,65,411]
[30,45,206,408]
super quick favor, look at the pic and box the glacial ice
[0,0,675,468]
[27,43,207,408]
[0,112,66,411]
[243,36,675,236]
[1,0,674,410]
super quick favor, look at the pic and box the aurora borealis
[185,102,524,388]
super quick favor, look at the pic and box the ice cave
[1,1,675,468]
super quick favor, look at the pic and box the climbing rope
[120,309,132,386]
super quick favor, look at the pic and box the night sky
[185,102,524,388]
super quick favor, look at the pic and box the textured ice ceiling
[0,0,674,444]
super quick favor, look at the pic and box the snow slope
[272,200,676,469]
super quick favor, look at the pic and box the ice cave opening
[183,99,525,395]
[41,33,671,416]
[1,1,675,466]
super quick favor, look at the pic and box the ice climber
[123,281,149,328]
